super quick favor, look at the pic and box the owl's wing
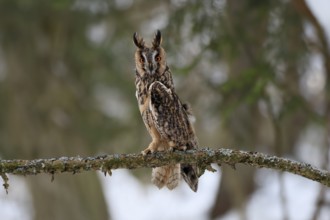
[149,81,199,192]
[148,81,193,147]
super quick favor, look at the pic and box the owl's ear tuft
[152,30,162,48]
[133,32,145,49]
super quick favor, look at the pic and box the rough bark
[1,148,329,191]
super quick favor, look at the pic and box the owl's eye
[155,55,161,62]
[139,57,144,63]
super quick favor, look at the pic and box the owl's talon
[176,145,187,151]
[142,148,152,155]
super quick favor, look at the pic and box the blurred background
[0,0,329,219]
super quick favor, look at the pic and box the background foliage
[0,0,329,219]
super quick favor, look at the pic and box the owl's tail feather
[151,164,180,190]
[181,164,199,192]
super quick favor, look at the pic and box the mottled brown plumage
[133,30,199,192]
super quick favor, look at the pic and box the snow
[0,176,32,220]
[247,171,330,220]
[101,167,221,220]
[2,166,329,220]
[100,168,330,220]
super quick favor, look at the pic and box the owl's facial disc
[142,50,159,75]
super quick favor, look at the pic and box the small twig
[0,148,329,192]
[0,173,9,194]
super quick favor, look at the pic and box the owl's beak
[148,63,156,74]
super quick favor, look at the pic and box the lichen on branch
[0,148,329,191]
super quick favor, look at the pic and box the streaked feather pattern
[133,30,199,192]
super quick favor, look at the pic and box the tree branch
[0,148,330,191]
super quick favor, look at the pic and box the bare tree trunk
[0,9,109,219]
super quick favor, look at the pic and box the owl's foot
[176,145,187,151]
[168,141,187,151]
[142,141,175,155]
[142,141,163,155]
[141,147,154,155]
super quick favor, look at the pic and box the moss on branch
[0,148,329,192]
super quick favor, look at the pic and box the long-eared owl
[133,30,199,192]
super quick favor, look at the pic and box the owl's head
[133,30,167,77]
